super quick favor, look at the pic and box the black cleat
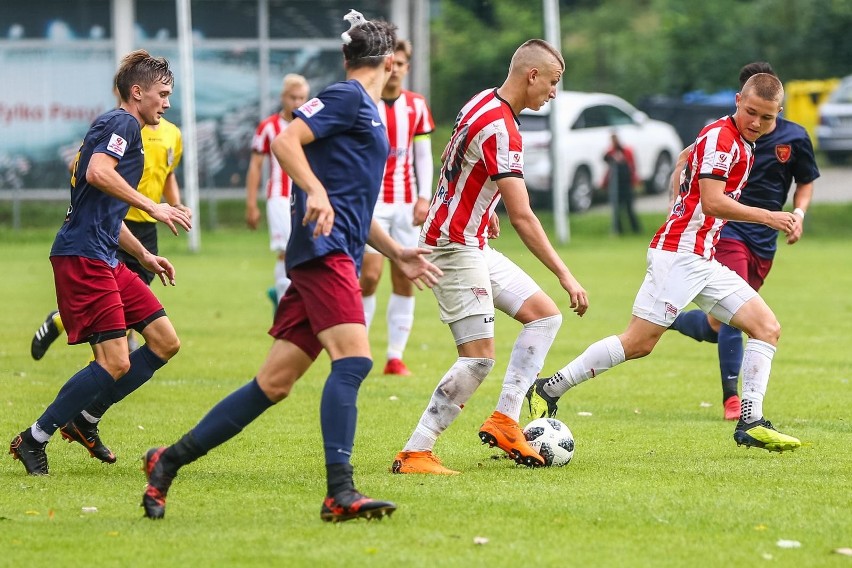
[31,310,62,361]
[142,447,176,519]
[59,416,116,464]
[9,433,49,475]
[320,489,396,523]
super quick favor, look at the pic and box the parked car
[519,91,683,212]
[816,75,852,164]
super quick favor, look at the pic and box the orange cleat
[391,450,460,475]
[724,395,741,421]
[383,358,412,376]
[479,411,545,467]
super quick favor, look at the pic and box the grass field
[1,205,850,567]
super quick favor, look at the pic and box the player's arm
[271,119,333,238]
[699,177,797,234]
[412,134,433,226]
[498,176,588,316]
[244,152,265,230]
[87,153,191,235]
[162,172,192,220]
[118,222,176,286]
[786,180,814,244]
[670,145,692,204]
[366,220,442,290]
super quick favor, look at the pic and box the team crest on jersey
[509,150,523,170]
[775,144,791,163]
[711,151,732,174]
[107,133,127,157]
[298,98,325,118]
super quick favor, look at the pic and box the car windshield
[518,114,549,132]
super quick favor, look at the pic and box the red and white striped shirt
[377,90,435,204]
[251,114,293,199]
[422,89,523,249]
[650,116,754,260]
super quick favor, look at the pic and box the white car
[519,91,683,212]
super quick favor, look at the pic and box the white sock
[403,357,494,451]
[496,315,562,421]
[30,422,50,443]
[386,293,415,361]
[740,338,775,423]
[362,294,377,330]
[274,259,290,303]
[544,335,625,398]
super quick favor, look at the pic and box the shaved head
[508,39,564,77]
[741,72,784,104]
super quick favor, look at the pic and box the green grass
[1,207,851,567]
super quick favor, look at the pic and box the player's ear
[384,53,394,72]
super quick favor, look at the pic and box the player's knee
[149,334,181,361]
[753,317,781,344]
[103,357,131,379]
[360,274,380,296]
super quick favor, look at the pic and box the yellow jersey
[125,118,183,223]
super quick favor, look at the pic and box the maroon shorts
[51,256,165,344]
[268,252,365,360]
[715,238,773,291]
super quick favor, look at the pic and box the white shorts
[365,202,418,254]
[632,248,757,327]
[422,241,541,324]
[267,195,291,253]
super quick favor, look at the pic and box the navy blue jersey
[51,109,144,266]
[720,118,819,259]
[286,80,389,272]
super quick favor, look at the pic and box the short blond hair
[282,73,308,93]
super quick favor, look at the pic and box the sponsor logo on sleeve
[711,151,732,174]
[508,150,523,170]
[106,133,127,157]
[298,98,325,118]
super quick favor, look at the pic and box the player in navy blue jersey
[669,62,818,420]
[9,50,191,475]
[141,10,442,523]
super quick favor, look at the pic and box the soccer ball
[523,417,575,466]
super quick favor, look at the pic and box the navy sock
[670,309,719,343]
[320,357,372,465]
[86,345,167,419]
[717,324,743,401]
[36,362,115,436]
[190,378,274,452]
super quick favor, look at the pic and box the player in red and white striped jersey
[360,40,435,376]
[245,74,309,306]
[392,40,589,475]
[530,73,802,452]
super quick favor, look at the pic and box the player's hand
[246,203,261,230]
[140,253,176,286]
[487,214,500,239]
[173,204,193,221]
[560,275,589,317]
[768,211,797,235]
[149,202,191,235]
[786,214,804,244]
[395,247,443,290]
[303,191,334,238]
[412,197,430,226]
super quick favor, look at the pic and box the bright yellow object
[125,118,183,223]
[784,78,841,147]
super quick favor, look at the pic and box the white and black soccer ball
[523,417,575,466]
